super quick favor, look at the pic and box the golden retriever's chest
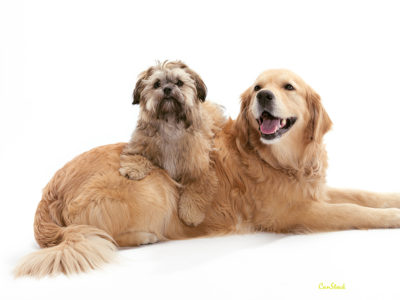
[249,178,315,231]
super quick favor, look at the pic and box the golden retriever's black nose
[164,87,172,96]
[257,90,275,107]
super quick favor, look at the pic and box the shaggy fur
[120,61,226,226]
[15,69,400,278]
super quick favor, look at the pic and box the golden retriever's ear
[235,86,253,144]
[240,87,252,116]
[305,87,332,142]
[236,88,251,141]
[132,68,153,105]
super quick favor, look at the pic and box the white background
[1,0,400,299]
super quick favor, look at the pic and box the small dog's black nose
[257,90,275,107]
[163,87,172,96]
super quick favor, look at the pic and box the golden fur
[15,69,400,278]
[120,61,226,226]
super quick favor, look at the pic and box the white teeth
[280,119,286,127]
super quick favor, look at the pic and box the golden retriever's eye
[153,80,161,89]
[254,85,261,92]
[176,79,184,87]
[284,83,295,91]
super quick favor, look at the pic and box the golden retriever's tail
[14,194,117,278]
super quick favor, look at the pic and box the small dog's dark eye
[254,85,261,91]
[284,83,295,91]
[176,79,184,87]
[153,80,160,89]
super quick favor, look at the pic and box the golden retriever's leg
[115,230,159,247]
[326,188,400,208]
[178,172,217,227]
[294,201,400,231]
[119,154,157,180]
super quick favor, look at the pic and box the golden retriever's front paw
[119,166,149,180]
[178,197,205,227]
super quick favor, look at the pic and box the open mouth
[257,111,297,140]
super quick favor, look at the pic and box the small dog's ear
[194,74,207,102]
[305,86,332,143]
[132,68,152,105]
[132,74,145,105]
[185,68,207,102]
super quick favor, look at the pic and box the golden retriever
[15,69,400,277]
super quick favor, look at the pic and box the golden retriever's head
[239,69,332,170]
[133,61,207,127]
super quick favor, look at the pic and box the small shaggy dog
[119,61,226,226]
[14,69,400,278]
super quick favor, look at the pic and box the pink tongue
[260,118,280,134]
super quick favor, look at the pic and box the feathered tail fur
[14,190,117,278]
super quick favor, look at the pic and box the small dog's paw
[119,166,148,180]
[178,199,205,227]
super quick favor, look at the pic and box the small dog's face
[133,61,207,126]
